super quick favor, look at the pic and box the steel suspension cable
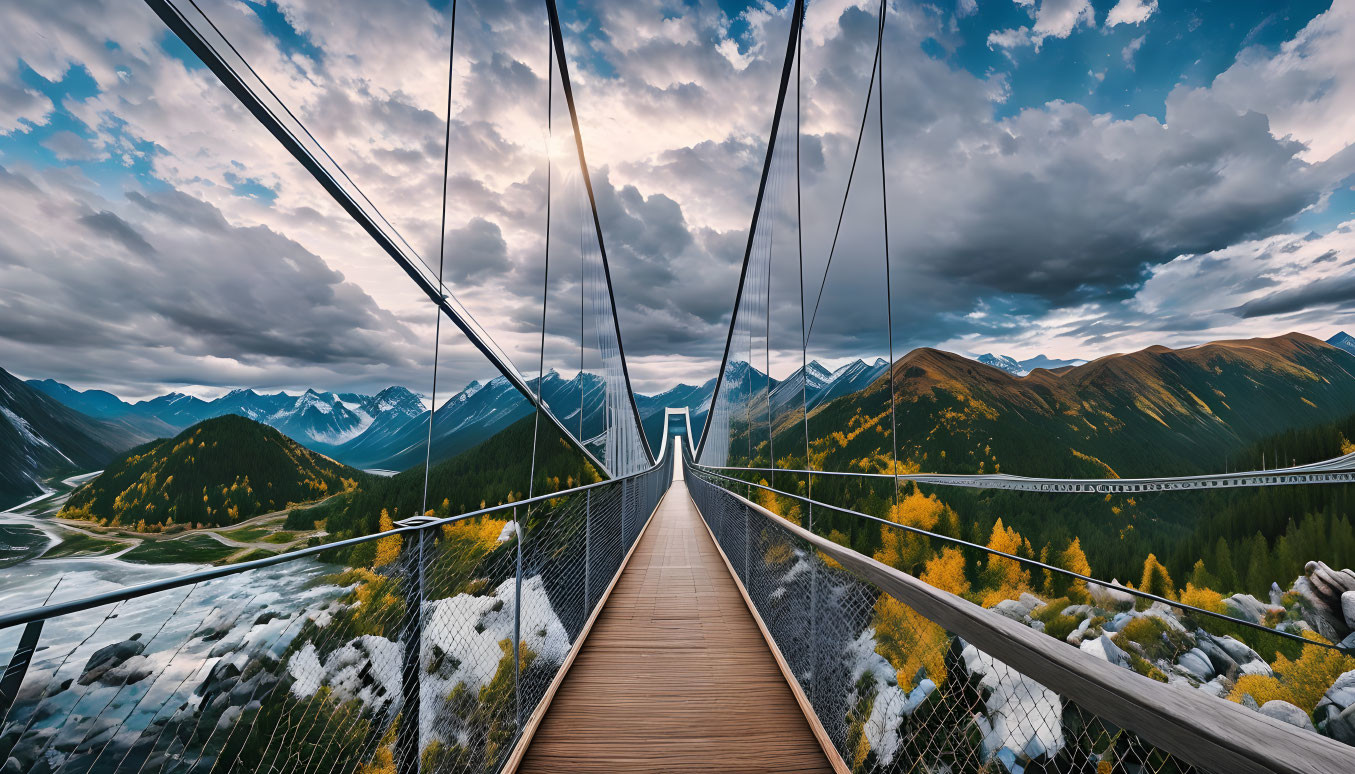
[796,12,812,530]
[877,0,898,507]
[422,0,459,517]
[695,0,805,462]
[804,5,886,344]
[529,38,554,505]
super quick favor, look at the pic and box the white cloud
[1030,0,1095,46]
[1208,1,1355,164]
[988,27,1032,51]
[991,0,1095,51]
[1122,34,1146,68]
[1106,0,1158,28]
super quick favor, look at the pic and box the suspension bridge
[3,1,1355,773]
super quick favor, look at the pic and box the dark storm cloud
[0,164,424,391]
[1235,274,1355,318]
[79,210,156,256]
[445,217,511,285]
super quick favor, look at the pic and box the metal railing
[685,458,1355,774]
[692,464,1351,656]
[0,449,673,774]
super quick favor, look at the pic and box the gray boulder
[993,597,1039,622]
[1104,611,1136,632]
[1194,637,1238,676]
[1080,634,1128,669]
[1259,700,1316,733]
[1211,634,1262,666]
[1223,594,1279,625]
[1316,670,1355,745]
[1176,648,1215,682]
[1343,590,1355,632]
[78,635,145,686]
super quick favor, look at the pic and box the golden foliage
[873,593,948,692]
[1177,583,1226,614]
[1057,537,1092,602]
[373,509,403,568]
[983,518,1030,592]
[1138,553,1175,601]
[920,547,968,596]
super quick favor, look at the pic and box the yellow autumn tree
[920,547,969,596]
[981,518,1031,602]
[1230,633,1355,711]
[873,489,946,575]
[1138,553,1175,602]
[873,594,949,693]
[1056,537,1092,603]
[373,509,403,568]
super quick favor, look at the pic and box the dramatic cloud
[0,0,1352,402]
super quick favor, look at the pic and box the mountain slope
[60,415,364,528]
[286,412,602,563]
[0,369,148,508]
[784,333,1355,479]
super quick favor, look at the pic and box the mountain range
[785,332,1355,480]
[975,353,1086,377]
[60,414,362,529]
[0,369,151,508]
[11,329,1355,510]
[1328,330,1355,358]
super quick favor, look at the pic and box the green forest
[60,415,363,529]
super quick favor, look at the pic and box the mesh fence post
[584,489,592,613]
[396,524,427,774]
[513,506,523,733]
[742,502,750,584]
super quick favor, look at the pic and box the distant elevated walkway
[514,477,834,772]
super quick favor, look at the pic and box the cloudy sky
[1,0,1353,401]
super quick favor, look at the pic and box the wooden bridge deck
[516,475,834,773]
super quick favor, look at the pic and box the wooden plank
[502,486,671,773]
[514,481,834,773]
[696,496,852,773]
[716,483,1355,774]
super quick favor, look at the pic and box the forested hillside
[285,413,601,565]
[60,415,363,529]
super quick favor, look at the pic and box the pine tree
[1212,537,1238,592]
[1188,559,1221,592]
[1139,553,1175,601]
[1244,532,1273,597]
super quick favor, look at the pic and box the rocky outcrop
[1316,670,1355,745]
[1293,561,1355,641]
[77,634,144,686]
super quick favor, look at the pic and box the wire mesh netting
[686,465,1201,774]
[0,453,672,774]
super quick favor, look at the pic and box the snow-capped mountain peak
[1328,331,1355,357]
[976,353,1028,377]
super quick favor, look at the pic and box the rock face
[77,634,145,686]
[1261,700,1317,732]
[1317,670,1355,745]
[1294,561,1355,641]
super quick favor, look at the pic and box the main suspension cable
[877,0,898,507]
[422,0,459,517]
[805,6,885,344]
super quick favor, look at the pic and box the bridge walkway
[515,471,833,773]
